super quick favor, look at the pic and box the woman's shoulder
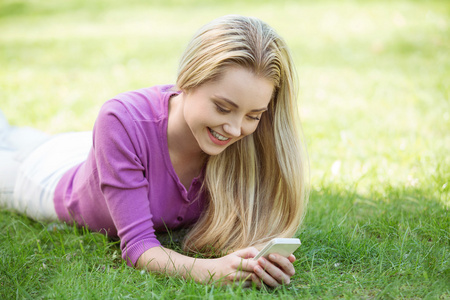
[101,85,177,121]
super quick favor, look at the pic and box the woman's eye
[247,115,261,121]
[215,105,230,114]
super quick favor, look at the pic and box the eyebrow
[214,95,268,113]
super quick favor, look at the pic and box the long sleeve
[93,99,161,266]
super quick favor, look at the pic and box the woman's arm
[136,246,296,287]
[136,246,258,285]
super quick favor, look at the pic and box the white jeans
[0,111,91,221]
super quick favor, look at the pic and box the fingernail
[269,254,276,260]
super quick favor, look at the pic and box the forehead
[205,66,274,109]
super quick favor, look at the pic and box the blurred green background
[1,0,448,201]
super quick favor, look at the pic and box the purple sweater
[54,85,206,266]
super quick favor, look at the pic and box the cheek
[241,122,260,137]
[184,102,205,125]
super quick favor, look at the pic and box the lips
[207,127,231,146]
[209,128,228,141]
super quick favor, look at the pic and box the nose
[223,120,241,137]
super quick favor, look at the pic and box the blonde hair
[176,15,309,255]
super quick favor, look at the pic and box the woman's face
[182,66,274,156]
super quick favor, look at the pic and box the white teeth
[210,128,229,141]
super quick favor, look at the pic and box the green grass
[1,0,449,298]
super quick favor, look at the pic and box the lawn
[0,0,449,298]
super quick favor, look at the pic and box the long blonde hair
[176,15,308,255]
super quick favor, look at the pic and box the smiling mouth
[208,128,229,141]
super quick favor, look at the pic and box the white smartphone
[253,238,301,260]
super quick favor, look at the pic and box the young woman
[0,15,308,287]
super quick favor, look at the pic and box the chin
[201,141,234,156]
[202,147,226,156]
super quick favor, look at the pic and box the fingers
[221,248,296,288]
[253,254,295,287]
[216,249,260,286]
[268,254,295,277]
[254,257,291,287]
[288,254,296,263]
[229,248,259,272]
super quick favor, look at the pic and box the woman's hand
[206,247,260,286]
[251,253,296,288]
[207,248,296,288]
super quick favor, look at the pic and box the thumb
[233,247,259,259]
